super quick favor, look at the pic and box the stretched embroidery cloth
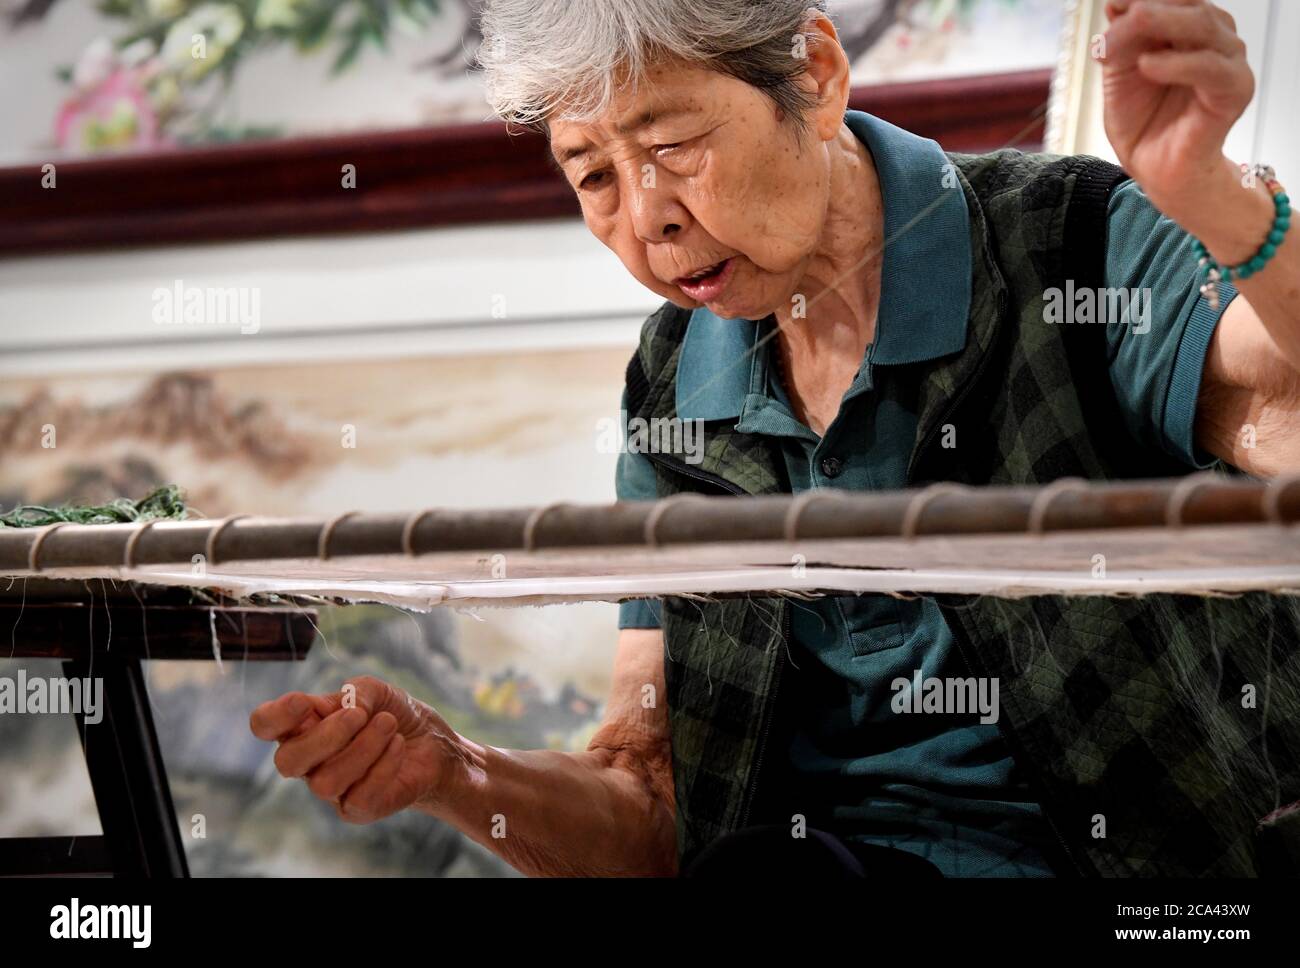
[12,522,1300,609]
[4,478,1298,608]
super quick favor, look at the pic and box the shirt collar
[676,109,972,422]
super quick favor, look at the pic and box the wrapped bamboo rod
[0,475,1297,575]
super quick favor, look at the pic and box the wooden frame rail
[0,70,1051,257]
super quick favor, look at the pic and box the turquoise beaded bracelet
[1192,163,1291,311]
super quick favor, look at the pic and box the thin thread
[293,599,338,663]
[82,579,94,759]
[9,577,26,659]
[209,608,224,673]
[128,580,166,727]
[99,577,111,654]
[683,598,716,697]
[1260,599,1280,811]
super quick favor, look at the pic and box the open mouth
[675,260,728,285]
[674,258,735,301]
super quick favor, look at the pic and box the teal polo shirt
[616,110,1237,876]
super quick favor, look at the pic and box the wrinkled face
[549,61,833,321]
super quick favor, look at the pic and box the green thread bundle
[0,485,192,528]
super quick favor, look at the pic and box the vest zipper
[639,452,747,497]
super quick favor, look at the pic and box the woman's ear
[799,10,853,143]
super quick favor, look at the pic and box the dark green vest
[623,150,1300,877]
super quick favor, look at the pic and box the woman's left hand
[1100,0,1254,222]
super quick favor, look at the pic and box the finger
[284,695,340,739]
[273,705,368,778]
[1137,49,1253,109]
[344,675,401,718]
[338,733,405,824]
[1112,0,1240,33]
[1109,0,1214,20]
[1209,3,1237,35]
[308,693,340,717]
[249,692,316,741]
[1133,1,1240,55]
[270,691,350,741]
[1109,0,1200,12]
[305,711,399,801]
[286,709,323,739]
[1106,2,1243,67]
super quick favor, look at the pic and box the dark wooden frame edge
[0,69,1051,257]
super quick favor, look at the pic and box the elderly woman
[252,0,1299,877]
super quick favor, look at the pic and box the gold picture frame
[1045,0,1117,161]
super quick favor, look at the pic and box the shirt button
[820,457,844,479]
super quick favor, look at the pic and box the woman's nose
[626,179,689,243]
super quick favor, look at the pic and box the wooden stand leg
[0,591,316,877]
[64,654,190,878]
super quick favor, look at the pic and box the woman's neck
[771,123,885,433]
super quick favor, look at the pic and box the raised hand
[1100,0,1255,221]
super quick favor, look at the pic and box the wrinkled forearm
[415,737,678,877]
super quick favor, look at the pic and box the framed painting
[0,0,1067,255]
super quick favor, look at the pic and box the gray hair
[478,0,830,130]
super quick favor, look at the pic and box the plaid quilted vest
[623,150,1300,877]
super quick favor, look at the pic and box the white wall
[6,0,1293,380]
[0,218,659,377]
[1249,0,1300,174]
